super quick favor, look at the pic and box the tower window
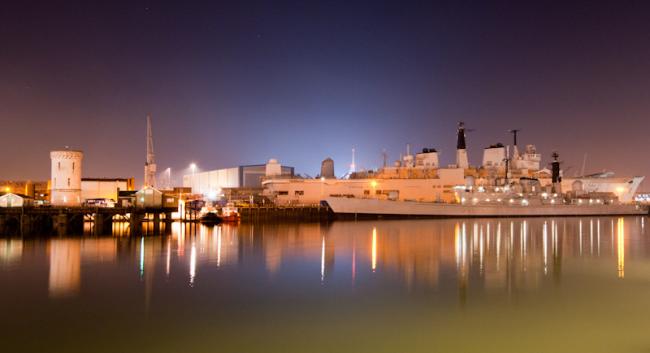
[67,178,70,187]
[58,162,60,170]
[72,162,75,171]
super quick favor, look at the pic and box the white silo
[50,149,83,206]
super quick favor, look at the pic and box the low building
[221,187,266,205]
[134,187,163,208]
[183,159,294,199]
[161,191,181,208]
[263,168,466,205]
[0,181,49,202]
[118,190,137,207]
[81,178,135,202]
[0,193,34,207]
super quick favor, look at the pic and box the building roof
[82,178,132,182]
[0,192,33,199]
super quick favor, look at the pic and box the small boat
[220,202,241,223]
[199,205,222,225]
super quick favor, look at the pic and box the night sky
[2,1,649,189]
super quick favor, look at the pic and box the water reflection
[1,217,646,299]
[49,240,80,297]
[0,239,22,264]
[48,238,116,297]
[618,217,625,278]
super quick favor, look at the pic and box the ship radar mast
[456,121,467,149]
[550,151,563,194]
[508,129,521,159]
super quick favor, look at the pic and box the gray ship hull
[324,197,648,218]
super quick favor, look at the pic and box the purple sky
[1,1,649,189]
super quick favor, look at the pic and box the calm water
[1,217,650,353]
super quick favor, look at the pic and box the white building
[134,187,163,208]
[183,160,294,199]
[263,168,465,205]
[50,149,83,206]
[0,193,33,207]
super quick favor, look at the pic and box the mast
[456,121,469,169]
[144,115,157,188]
[510,129,521,160]
[456,122,466,150]
[551,152,562,194]
[503,145,511,186]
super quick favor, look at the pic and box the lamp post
[189,163,197,194]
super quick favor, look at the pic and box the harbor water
[1,217,650,352]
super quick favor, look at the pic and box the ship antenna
[508,129,520,146]
[503,145,511,185]
[508,129,521,159]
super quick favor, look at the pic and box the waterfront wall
[239,205,331,222]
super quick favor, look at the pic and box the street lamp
[166,167,172,190]
[189,163,197,194]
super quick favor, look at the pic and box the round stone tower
[50,149,83,206]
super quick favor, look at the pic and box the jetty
[0,207,176,237]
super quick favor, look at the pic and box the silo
[50,149,83,206]
[321,158,335,179]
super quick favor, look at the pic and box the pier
[0,207,176,237]
[0,205,333,237]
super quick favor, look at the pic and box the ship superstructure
[263,122,644,210]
